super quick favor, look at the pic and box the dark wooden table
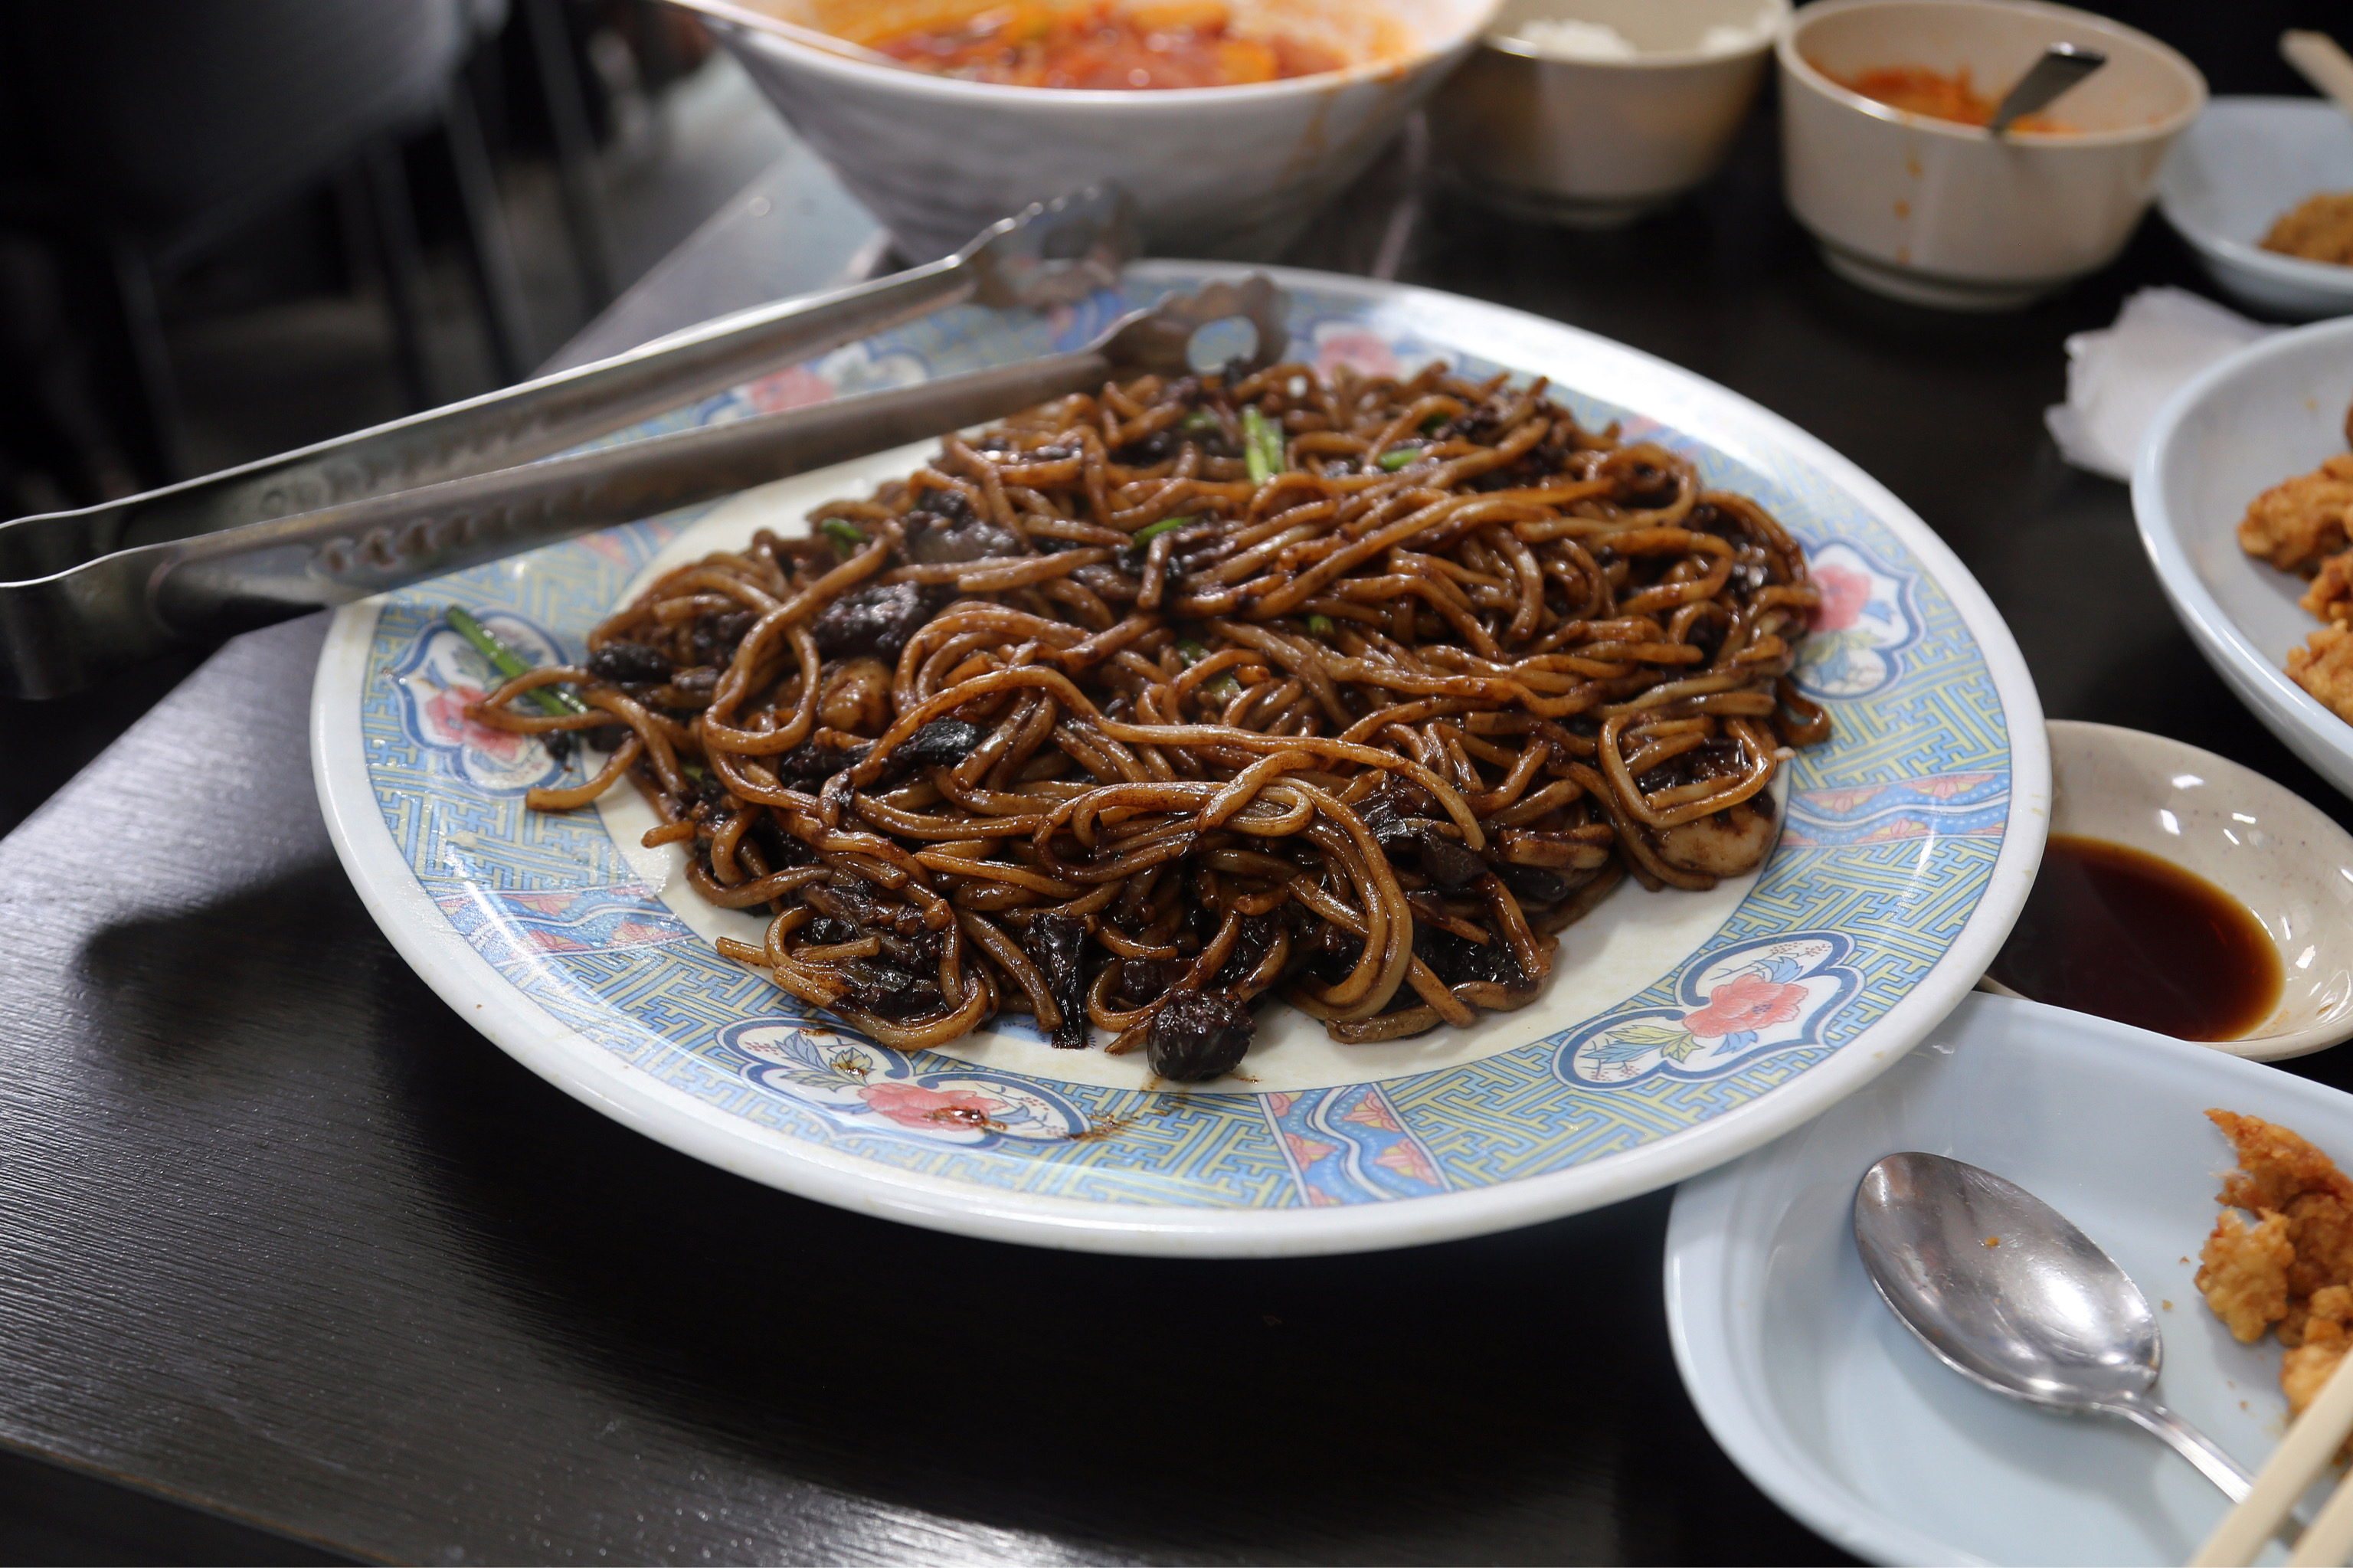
[8,62,2353,1564]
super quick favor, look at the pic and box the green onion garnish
[1203,675,1242,706]
[1378,445,1422,472]
[447,604,587,719]
[1242,405,1284,486]
[818,517,867,552]
[1176,640,1207,665]
[1306,614,1336,637]
[1132,514,1195,545]
[1182,408,1221,434]
[1421,411,1448,433]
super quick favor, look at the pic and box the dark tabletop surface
[8,28,2353,1562]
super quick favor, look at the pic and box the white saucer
[1666,991,2353,1565]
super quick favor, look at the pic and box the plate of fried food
[2137,314,2353,804]
[1669,990,2353,1565]
[313,261,2044,1255]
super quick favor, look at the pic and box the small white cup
[1779,0,2204,310]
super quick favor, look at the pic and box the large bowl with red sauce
[689,0,1500,260]
[1778,0,2204,310]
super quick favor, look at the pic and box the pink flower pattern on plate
[422,682,529,764]
[741,364,836,415]
[859,1081,1007,1131]
[1683,971,1808,1038]
[1314,329,1399,380]
[1811,563,1872,633]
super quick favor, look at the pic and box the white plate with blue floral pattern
[311,261,2048,1256]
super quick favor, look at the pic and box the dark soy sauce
[1988,834,2282,1041]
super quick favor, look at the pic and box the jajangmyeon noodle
[469,361,1831,1081]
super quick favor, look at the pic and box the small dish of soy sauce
[1982,722,2353,1060]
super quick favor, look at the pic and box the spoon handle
[2104,1393,2256,1502]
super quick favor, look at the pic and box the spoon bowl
[1855,1152,2256,1501]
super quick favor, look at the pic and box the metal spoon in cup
[1988,43,2107,136]
[1854,1151,2255,1501]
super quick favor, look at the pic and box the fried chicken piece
[2262,192,2353,267]
[2289,624,2353,725]
[2202,1111,2353,1418]
[2283,1285,2353,1419]
[2305,550,2353,624]
[2200,1206,2295,1342]
[2213,1109,2353,1212]
[2239,453,2353,572]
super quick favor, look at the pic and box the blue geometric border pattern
[351,271,2012,1210]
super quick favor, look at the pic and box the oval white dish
[2134,315,2353,804]
[1666,990,2353,1565]
[313,260,2047,1256]
[2158,97,2353,322]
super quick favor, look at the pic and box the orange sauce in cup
[1819,62,2075,132]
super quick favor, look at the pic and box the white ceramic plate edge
[2132,316,2353,794]
[1661,992,2353,1565]
[311,262,2051,1255]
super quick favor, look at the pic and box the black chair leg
[361,139,435,411]
[521,0,615,311]
[443,83,533,382]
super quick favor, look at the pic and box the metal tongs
[0,190,1285,700]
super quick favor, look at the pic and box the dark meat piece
[910,514,1019,566]
[1146,989,1255,1082]
[805,878,927,941]
[1211,911,1284,992]
[1415,829,1487,890]
[670,665,719,696]
[1023,912,1091,1049]
[810,581,933,661]
[1499,864,1572,905]
[689,609,754,666]
[1413,922,1527,990]
[771,719,984,790]
[800,915,860,946]
[842,961,942,1020]
[1636,738,1746,794]
[894,719,986,771]
[1118,426,1180,464]
[1359,777,1442,853]
[586,640,673,684]
[774,741,868,785]
[1112,957,1184,1010]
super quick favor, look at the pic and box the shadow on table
[373,970,1851,1565]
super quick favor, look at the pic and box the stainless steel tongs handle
[5,266,1287,699]
[0,189,1136,699]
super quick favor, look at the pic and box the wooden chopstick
[2196,1347,2353,1565]
[2289,1465,2353,1566]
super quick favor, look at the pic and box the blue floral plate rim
[310,260,2050,1255]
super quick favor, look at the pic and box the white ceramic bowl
[1667,990,2352,1565]
[1428,0,1786,227]
[2133,316,2353,804]
[2159,97,2353,322]
[2008,720,2353,1060]
[704,0,1500,261]
[1779,0,2205,310]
